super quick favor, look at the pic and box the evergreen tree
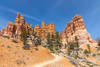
[20,31,29,45]
[31,32,41,46]
[47,32,62,52]
[67,36,79,59]
[20,31,30,50]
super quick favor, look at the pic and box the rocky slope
[60,15,97,46]
[59,15,100,67]
[0,36,75,67]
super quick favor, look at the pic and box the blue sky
[0,0,100,39]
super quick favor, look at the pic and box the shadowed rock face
[60,15,94,45]
[0,12,33,38]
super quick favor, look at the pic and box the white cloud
[0,6,41,22]
[0,17,9,30]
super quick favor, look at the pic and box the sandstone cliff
[60,15,97,46]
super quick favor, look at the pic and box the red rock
[60,15,93,45]
[0,12,33,39]
[34,21,56,39]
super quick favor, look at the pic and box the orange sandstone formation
[60,15,95,46]
[0,12,33,39]
[34,21,56,39]
[0,12,56,40]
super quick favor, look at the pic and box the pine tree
[47,32,62,52]
[67,36,79,59]
[20,31,29,45]
[31,32,41,47]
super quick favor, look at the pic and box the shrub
[34,48,39,51]
[98,41,100,46]
[23,40,28,45]
[23,44,30,50]
[31,32,42,46]
[84,49,89,56]
[87,44,91,53]
[12,39,18,43]
[74,55,79,59]
[97,53,100,55]
[3,36,10,39]
[49,46,54,52]
[47,32,62,53]
[92,53,96,57]
[67,46,71,56]
[20,31,29,45]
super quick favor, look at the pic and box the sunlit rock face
[34,21,56,39]
[0,12,56,40]
[60,15,95,46]
[0,12,33,38]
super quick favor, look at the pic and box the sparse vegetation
[20,31,29,45]
[87,44,91,53]
[97,39,100,50]
[92,53,96,57]
[47,32,62,53]
[31,32,41,46]
[12,39,18,43]
[2,35,10,39]
[84,49,89,56]
[67,36,79,59]
[20,31,30,50]
[98,41,100,46]
[34,47,39,51]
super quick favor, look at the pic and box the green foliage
[20,31,29,45]
[23,40,28,45]
[34,38,41,46]
[20,31,30,50]
[97,53,100,55]
[84,49,89,56]
[12,39,18,43]
[49,46,54,51]
[47,32,62,52]
[34,48,39,51]
[67,45,72,55]
[92,53,96,57]
[67,36,79,59]
[87,44,91,53]
[74,55,79,59]
[31,32,41,46]
[3,36,10,39]
[69,42,75,50]
[20,31,29,40]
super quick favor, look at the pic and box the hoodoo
[60,15,96,46]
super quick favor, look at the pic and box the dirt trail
[32,54,63,67]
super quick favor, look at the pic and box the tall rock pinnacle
[0,12,33,39]
[17,12,20,18]
[60,15,94,46]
